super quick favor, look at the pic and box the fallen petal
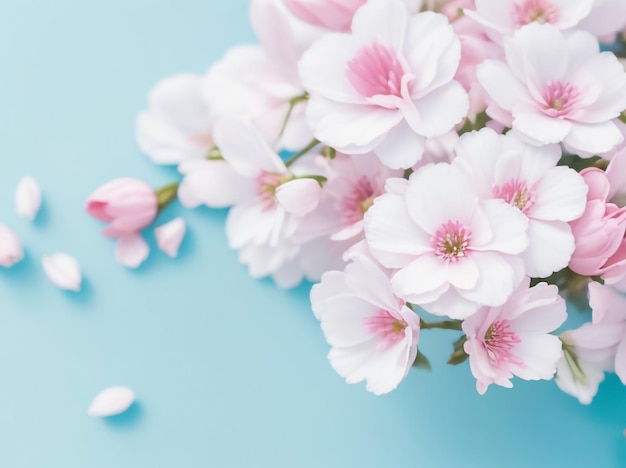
[0,225,23,268]
[15,176,41,221]
[115,233,149,268]
[154,217,186,258]
[87,386,135,417]
[42,253,81,291]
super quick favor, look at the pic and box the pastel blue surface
[0,1,624,467]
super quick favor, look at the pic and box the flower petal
[154,218,186,258]
[275,178,321,216]
[42,253,81,291]
[15,176,41,221]
[87,386,135,417]
[115,234,150,268]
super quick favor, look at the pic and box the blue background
[0,1,624,466]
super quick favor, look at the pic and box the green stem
[156,182,179,213]
[285,139,320,167]
[277,93,309,141]
[419,319,463,331]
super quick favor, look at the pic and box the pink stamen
[363,309,407,351]
[484,320,523,367]
[431,220,472,262]
[493,178,534,213]
[346,40,408,98]
[541,80,581,118]
[511,0,559,27]
[256,170,292,211]
[338,176,379,224]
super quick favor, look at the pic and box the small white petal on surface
[0,225,23,268]
[154,217,186,258]
[115,234,150,268]
[42,253,81,291]
[15,176,41,221]
[87,386,135,417]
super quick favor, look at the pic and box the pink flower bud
[86,178,158,238]
[282,0,366,31]
[569,168,626,278]
[0,224,23,268]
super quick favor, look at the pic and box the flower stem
[420,319,463,331]
[156,182,179,213]
[277,93,309,141]
[285,138,320,167]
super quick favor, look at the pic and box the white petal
[522,220,575,278]
[374,121,425,169]
[275,178,321,216]
[154,218,186,258]
[115,234,149,268]
[412,81,469,138]
[42,253,81,291]
[87,386,135,417]
[213,117,286,177]
[15,176,41,221]
[0,225,23,268]
[563,120,624,156]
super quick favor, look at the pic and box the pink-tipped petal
[275,178,321,216]
[0,225,23,268]
[15,176,41,221]
[42,253,82,291]
[154,217,186,258]
[115,234,150,268]
[87,386,135,417]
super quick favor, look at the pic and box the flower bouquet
[80,0,626,403]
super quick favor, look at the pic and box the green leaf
[412,350,432,371]
[448,335,469,365]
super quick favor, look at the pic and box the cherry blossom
[299,0,469,169]
[311,256,421,395]
[455,128,587,277]
[463,279,567,394]
[478,23,626,157]
[0,225,23,268]
[364,161,529,319]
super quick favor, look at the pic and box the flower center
[339,175,379,223]
[484,320,523,367]
[541,80,581,118]
[363,309,407,351]
[256,171,292,211]
[492,178,534,213]
[511,0,559,27]
[431,220,471,262]
[346,40,407,98]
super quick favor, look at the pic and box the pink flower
[298,0,469,169]
[86,178,159,269]
[282,0,366,31]
[464,0,594,41]
[0,225,23,268]
[86,178,158,238]
[568,167,626,280]
[456,128,587,278]
[364,161,529,319]
[478,23,626,157]
[311,256,421,395]
[463,279,567,394]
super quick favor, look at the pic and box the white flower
[455,128,587,277]
[298,0,468,169]
[15,175,41,221]
[478,23,626,157]
[364,161,529,319]
[311,256,421,395]
[463,279,567,394]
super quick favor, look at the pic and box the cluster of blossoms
[84,0,626,402]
